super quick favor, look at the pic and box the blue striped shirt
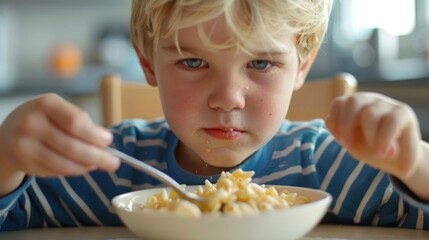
[1,119,428,230]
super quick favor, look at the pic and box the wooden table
[1,224,428,239]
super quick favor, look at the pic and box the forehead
[161,15,296,55]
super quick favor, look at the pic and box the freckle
[259,98,263,102]
[269,112,273,116]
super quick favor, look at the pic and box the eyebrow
[253,51,291,57]
[161,45,291,57]
[161,45,196,55]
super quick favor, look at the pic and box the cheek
[162,90,191,117]
[164,90,187,110]
[253,89,293,120]
[159,83,204,126]
[155,65,207,119]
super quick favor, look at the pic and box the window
[323,0,429,81]
[350,0,415,38]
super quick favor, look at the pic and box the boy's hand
[0,94,120,178]
[325,92,422,180]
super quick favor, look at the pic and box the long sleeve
[0,119,172,231]
[0,176,33,230]
[0,172,126,231]
[250,119,429,230]
[311,122,429,229]
[2,119,428,231]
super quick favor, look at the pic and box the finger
[337,97,360,145]
[374,105,410,159]
[37,94,113,146]
[326,96,345,139]
[395,125,419,179]
[21,107,120,172]
[337,93,378,146]
[18,139,90,177]
[36,149,92,177]
[358,99,392,149]
[38,121,120,172]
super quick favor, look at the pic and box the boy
[1,0,429,231]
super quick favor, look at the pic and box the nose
[208,73,246,112]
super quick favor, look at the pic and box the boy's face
[139,16,314,174]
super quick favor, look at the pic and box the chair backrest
[99,73,357,127]
[287,72,357,121]
[99,74,164,127]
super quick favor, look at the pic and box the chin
[203,155,246,168]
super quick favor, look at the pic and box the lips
[204,127,244,140]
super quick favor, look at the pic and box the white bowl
[112,185,332,240]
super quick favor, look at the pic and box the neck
[175,142,232,176]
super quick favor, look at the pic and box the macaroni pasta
[130,169,310,217]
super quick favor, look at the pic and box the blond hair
[130,0,333,63]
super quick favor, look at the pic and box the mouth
[203,127,244,140]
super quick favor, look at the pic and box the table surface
[1,224,428,240]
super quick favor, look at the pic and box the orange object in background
[51,43,83,79]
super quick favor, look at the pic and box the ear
[133,44,157,86]
[294,48,319,91]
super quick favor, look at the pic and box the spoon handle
[106,147,207,203]
[105,147,183,190]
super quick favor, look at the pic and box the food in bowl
[112,169,332,240]
[128,169,310,217]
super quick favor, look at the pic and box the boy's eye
[181,58,208,69]
[248,60,272,70]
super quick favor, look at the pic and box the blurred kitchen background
[0,0,429,140]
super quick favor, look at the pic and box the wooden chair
[287,72,357,121]
[99,73,357,127]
